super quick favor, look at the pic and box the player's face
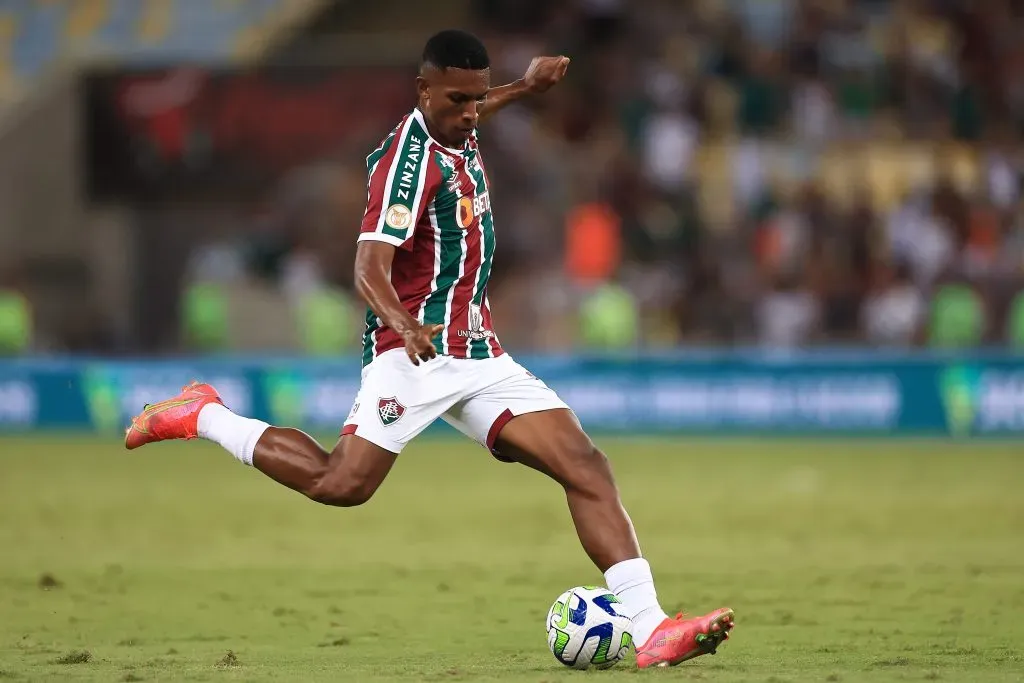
[417,66,490,147]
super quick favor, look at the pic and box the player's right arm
[355,114,443,365]
[354,242,443,366]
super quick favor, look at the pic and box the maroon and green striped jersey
[358,108,503,366]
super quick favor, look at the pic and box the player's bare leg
[492,408,734,667]
[491,410,639,571]
[252,428,397,506]
[125,382,396,506]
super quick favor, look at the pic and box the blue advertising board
[0,352,1022,437]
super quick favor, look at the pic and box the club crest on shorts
[377,397,406,426]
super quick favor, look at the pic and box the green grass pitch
[1,435,1022,682]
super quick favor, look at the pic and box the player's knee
[558,437,616,494]
[560,432,603,468]
[309,475,378,508]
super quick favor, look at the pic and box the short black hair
[422,30,490,71]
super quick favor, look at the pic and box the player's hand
[402,323,445,366]
[523,56,570,94]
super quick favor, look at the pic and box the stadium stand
[0,0,327,105]
[6,0,1024,355]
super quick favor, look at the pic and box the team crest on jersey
[435,151,456,172]
[377,397,406,426]
[385,204,412,230]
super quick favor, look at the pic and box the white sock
[604,558,670,646]
[197,403,269,467]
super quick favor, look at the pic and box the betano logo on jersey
[457,191,490,229]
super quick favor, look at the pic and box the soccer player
[125,30,734,668]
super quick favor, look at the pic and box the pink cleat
[635,607,735,668]
[124,381,223,450]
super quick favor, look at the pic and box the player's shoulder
[367,110,418,153]
[367,112,428,170]
[380,110,450,158]
[405,111,464,181]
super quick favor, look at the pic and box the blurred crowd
[10,0,1024,355]
[466,0,1024,351]
[180,0,1024,355]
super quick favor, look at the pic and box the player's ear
[415,75,430,104]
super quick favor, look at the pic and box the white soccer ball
[545,586,634,670]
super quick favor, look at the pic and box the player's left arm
[478,56,570,124]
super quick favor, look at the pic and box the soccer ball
[545,586,634,670]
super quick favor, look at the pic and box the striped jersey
[358,108,503,366]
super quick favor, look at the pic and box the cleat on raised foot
[635,607,734,669]
[695,632,718,654]
[124,381,223,450]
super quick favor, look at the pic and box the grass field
[1,435,1022,682]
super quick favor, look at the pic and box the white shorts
[341,349,570,458]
